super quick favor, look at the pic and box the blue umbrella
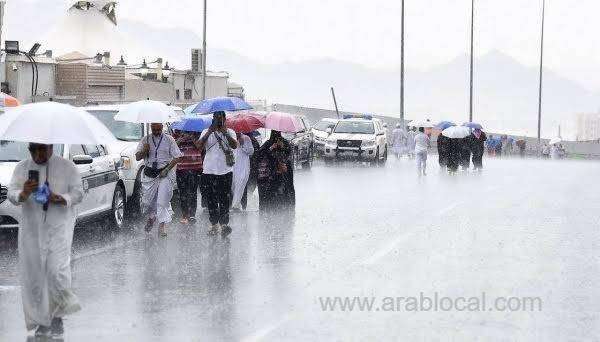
[435,121,456,130]
[190,96,253,114]
[171,116,213,133]
[463,122,483,130]
[183,104,196,115]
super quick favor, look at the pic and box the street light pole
[537,0,546,145]
[202,0,207,100]
[400,0,405,126]
[469,0,474,123]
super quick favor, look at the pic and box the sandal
[144,218,155,232]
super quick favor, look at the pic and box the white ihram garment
[391,128,407,155]
[136,134,183,224]
[8,155,83,330]
[231,135,254,208]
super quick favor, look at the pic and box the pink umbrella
[265,112,303,133]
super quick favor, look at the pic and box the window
[98,145,107,156]
[314,120,335,131]
[69,145,86,159]
[334,121,375,134]
[176,89,180,100]
[184,89,192,100]
[88,110,144,141]
[84,145,101,158]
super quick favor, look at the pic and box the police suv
[323,115,388,165]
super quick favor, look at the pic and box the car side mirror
[377,131,385,136]
[72,155,93,165]
[326,128,333,135]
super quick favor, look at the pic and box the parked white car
[0,141,125,229]
[84,105,184,216]
[323,115,388,165]
[311,118,339,155]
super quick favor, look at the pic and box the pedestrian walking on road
[175,130,203,225]
[437,134,449,171]
[8,143,83,338]
[195,111,238,236]
[446,138,461,173]
[459,137,472,171]
[245,132,261,203]
[469,128,487,170]
[414,127,429,176]
[406,126,417,159]
[391,123,407,159]
[256,130,296,212]
[136,123,183,237]
[231,132,254,210]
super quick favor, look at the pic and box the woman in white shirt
[414,127,430,176]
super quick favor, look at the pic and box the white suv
[0,141,126,229]
[311,118,339,156]
[323,115,388,165]
[84,105,183,216]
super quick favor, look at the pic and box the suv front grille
[337,140,362,148]
[0,186,7,204]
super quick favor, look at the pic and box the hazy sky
[11,0,600,91]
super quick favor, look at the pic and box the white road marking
[240,314,293,342]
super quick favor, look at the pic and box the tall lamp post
[469,0,474,123]
[202,0,207,100]
[400,0,405,126]
[537,0,546,145]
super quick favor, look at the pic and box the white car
[323,115,388,165]
[0,141,125,229]
[83,105,184,216]
[311,118,339,155]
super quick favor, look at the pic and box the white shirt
[136,133,183,169]
[200,128,237,175]
[414,132,430,153]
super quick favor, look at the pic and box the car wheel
[110,185,126,229]
[371,149,380,166]
[302,148,313,170]
[127,173,143,219]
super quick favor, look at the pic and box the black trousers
[202,172,233,225]
[176,170,200,219]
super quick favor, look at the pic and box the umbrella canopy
[189,96,253,115]
[435,121,456,130]
[549,137,562,145]
[171,116,213,133]
[226,113,265,133]
[441,126,471,139]
[0,102,116,144]
[409,120,434,128]
[265,112,303,133]
[463,122,483,130]
[0,93,20,109]
[114,100,179,123]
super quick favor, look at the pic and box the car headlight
[120,156,132,170]
[362,140,376,147]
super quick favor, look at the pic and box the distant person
[175,130,203,225]
[486,135,496,156]
[406,126,417,159]
[541,144,550,159]
[437,134,449,171]
[231,132,254,210]
[195,111,238,236]
[391,123,407,159]
[245,132,262,207]
[550,144,560,160]
[505,136,514,155]
[495,138,503,157]
[446,138,461,173]
[516,139,527,157]
[414,127,429,176]
[469,128,487,170]
[8,143,83,338]
[459,137,471,171]
[136,123,183,237]
[256,130,296,211]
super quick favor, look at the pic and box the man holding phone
[8,143,83,338]
[195,111,238,236]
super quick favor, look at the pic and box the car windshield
[0,141,64,162]
[88,110,143,141]
[334,121,374,134]
[314,120,336,131]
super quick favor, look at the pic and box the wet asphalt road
[1,157,599,341]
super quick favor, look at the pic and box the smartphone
[28,170,39,183]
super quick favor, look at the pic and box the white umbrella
[409,120,434,128]
[114,100,179,123]
[0,102,116,144]
[549,137,562,145]
[441,126,471,139]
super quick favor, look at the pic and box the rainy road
[1,157,600,341]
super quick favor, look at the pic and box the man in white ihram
[136,123,183,237]
[8,143,83,338]
[414,127,430,176]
